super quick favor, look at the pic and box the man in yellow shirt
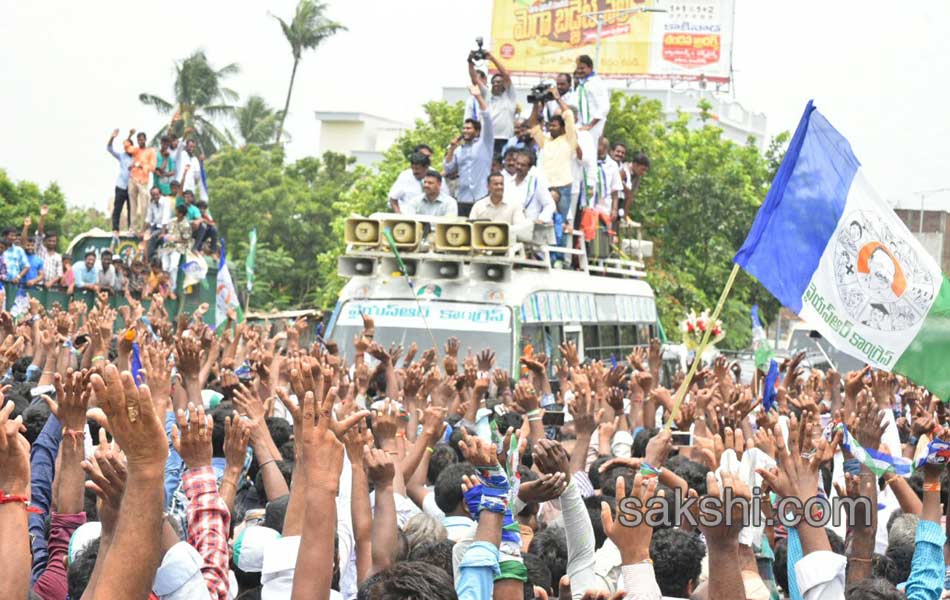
[124,129,157,233]
[528,88,577,223]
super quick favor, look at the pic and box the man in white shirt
[544,73,577,123]
[468,50,517,155]
[389,151,430,213]
[571,120,598,225]
[575,55,609,143]
[503,151,555,244]
[592,137,624,221]
[469,173,525,227]
[174,138,205,201]
[405,171,459,218]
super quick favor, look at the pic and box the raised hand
[513,380,540,414]
[0,399,30,495]
[223,412,251,471]
[533,439,570,480]
[458,428,497,466]
[89,364,167,473]
[45,370,91,431]
[601,473,662,563]
[559,340,580,368]
[518,472,569,504]
[476,349,495,372]
[364,446,396,485]
[171,402,212,468]
[444,336,460,358]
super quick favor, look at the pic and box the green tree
[605,92,786,349]
[228,95,287,148]
[271,0,346,145]
[0,168,110,250]
[139,50,240,155]
[314,100,465,306]
[205,146,358,310]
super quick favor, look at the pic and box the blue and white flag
[216,238,243,330]
[735,101,950,398]
[762,360,779,412]
[131,342,144,388]
[10,288,29,321]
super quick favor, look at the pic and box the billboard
[490,0,734,82]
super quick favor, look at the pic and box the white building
[313,111,410,166]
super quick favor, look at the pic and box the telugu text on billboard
[490,0,734,82]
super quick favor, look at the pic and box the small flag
[836,423,913,478]
[245,228,257,294]
[735,101,950,398]
[751,305,775,370]
[656,318,668,344]
[216,238,244,330]
[131,342,144,388]
[762,359,779,412]
[181,250,208,288]
[199,160,210,202]
[10,288,29,321]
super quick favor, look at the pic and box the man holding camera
[574,55,609,142]
[528,86,577,222]
[444,85,493,218]
[467,44,516,156]
[544,73,576,123]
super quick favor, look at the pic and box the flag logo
[833,210,933,331]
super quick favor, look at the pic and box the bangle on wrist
[526,408,542,418]
[257,458,277,470]
[923,481,941,493]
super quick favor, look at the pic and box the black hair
[264,494,290,534]
[487,172,504,185]
[265,417,292,449]
[433,463,476,514]
[254,461,293,503]
[632,427,658,458]
[557,72,573,85]
[278,440,295,463]
[845,577,903,600]
[584,494,610,548]
[211,407,229,457]
[872,552,901,586]
[463,118,483,133]
[427,443,458,486]
[523,552,553,597]
[408,539,455,580]
[884,540,914,584]
[611,142,627,151]
[409,152,431,168]
[587,455,611,491]
[632,152,651,167]
[549,115,565,129]
[357,571,385,600]
[527,526,568,591]
[826,527,846,555]
[2,227,16,237]
[176,204,187,215]
[577,55,594,69]
[412,144,433,155]
[373,561,458,600]
[650,528,705,597]
[85,250,96,258]
[665,456,709,496]
[67,537,100,599]
[424,169,443,183]
[22,401,52,445]
[184,189,195,197]
[101,249,112,257]
[773,538,788,592]
[83,487,99,522]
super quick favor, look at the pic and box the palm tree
[228,95,288,148]
[272,0,346,145]
[139,50,240,155]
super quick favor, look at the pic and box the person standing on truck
[389,151,429,213]
[444,85,493,217]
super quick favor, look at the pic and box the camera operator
[544,73,576,122]
[527,86,577,223]
[574,54,609,142]
[444,85,494,217]
[467,42,517,156]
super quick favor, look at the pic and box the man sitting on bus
[470,173,523,226]
[405,170,458,218]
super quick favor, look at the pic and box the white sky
[1,0,947,211]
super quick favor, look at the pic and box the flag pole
[664,263,742,430]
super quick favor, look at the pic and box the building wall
[894,208,950,273]
[317,122,366,156]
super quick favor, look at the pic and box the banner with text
[490,0,734,81]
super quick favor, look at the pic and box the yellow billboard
[490,0,734,82]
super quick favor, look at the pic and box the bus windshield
[329,299,513,371]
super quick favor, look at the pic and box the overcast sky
[1,0,947,212]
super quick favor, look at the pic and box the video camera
[471,37,488,61]
[527,82,555,104]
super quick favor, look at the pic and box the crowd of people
[390,53,650,260]
[0,291,945,600]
